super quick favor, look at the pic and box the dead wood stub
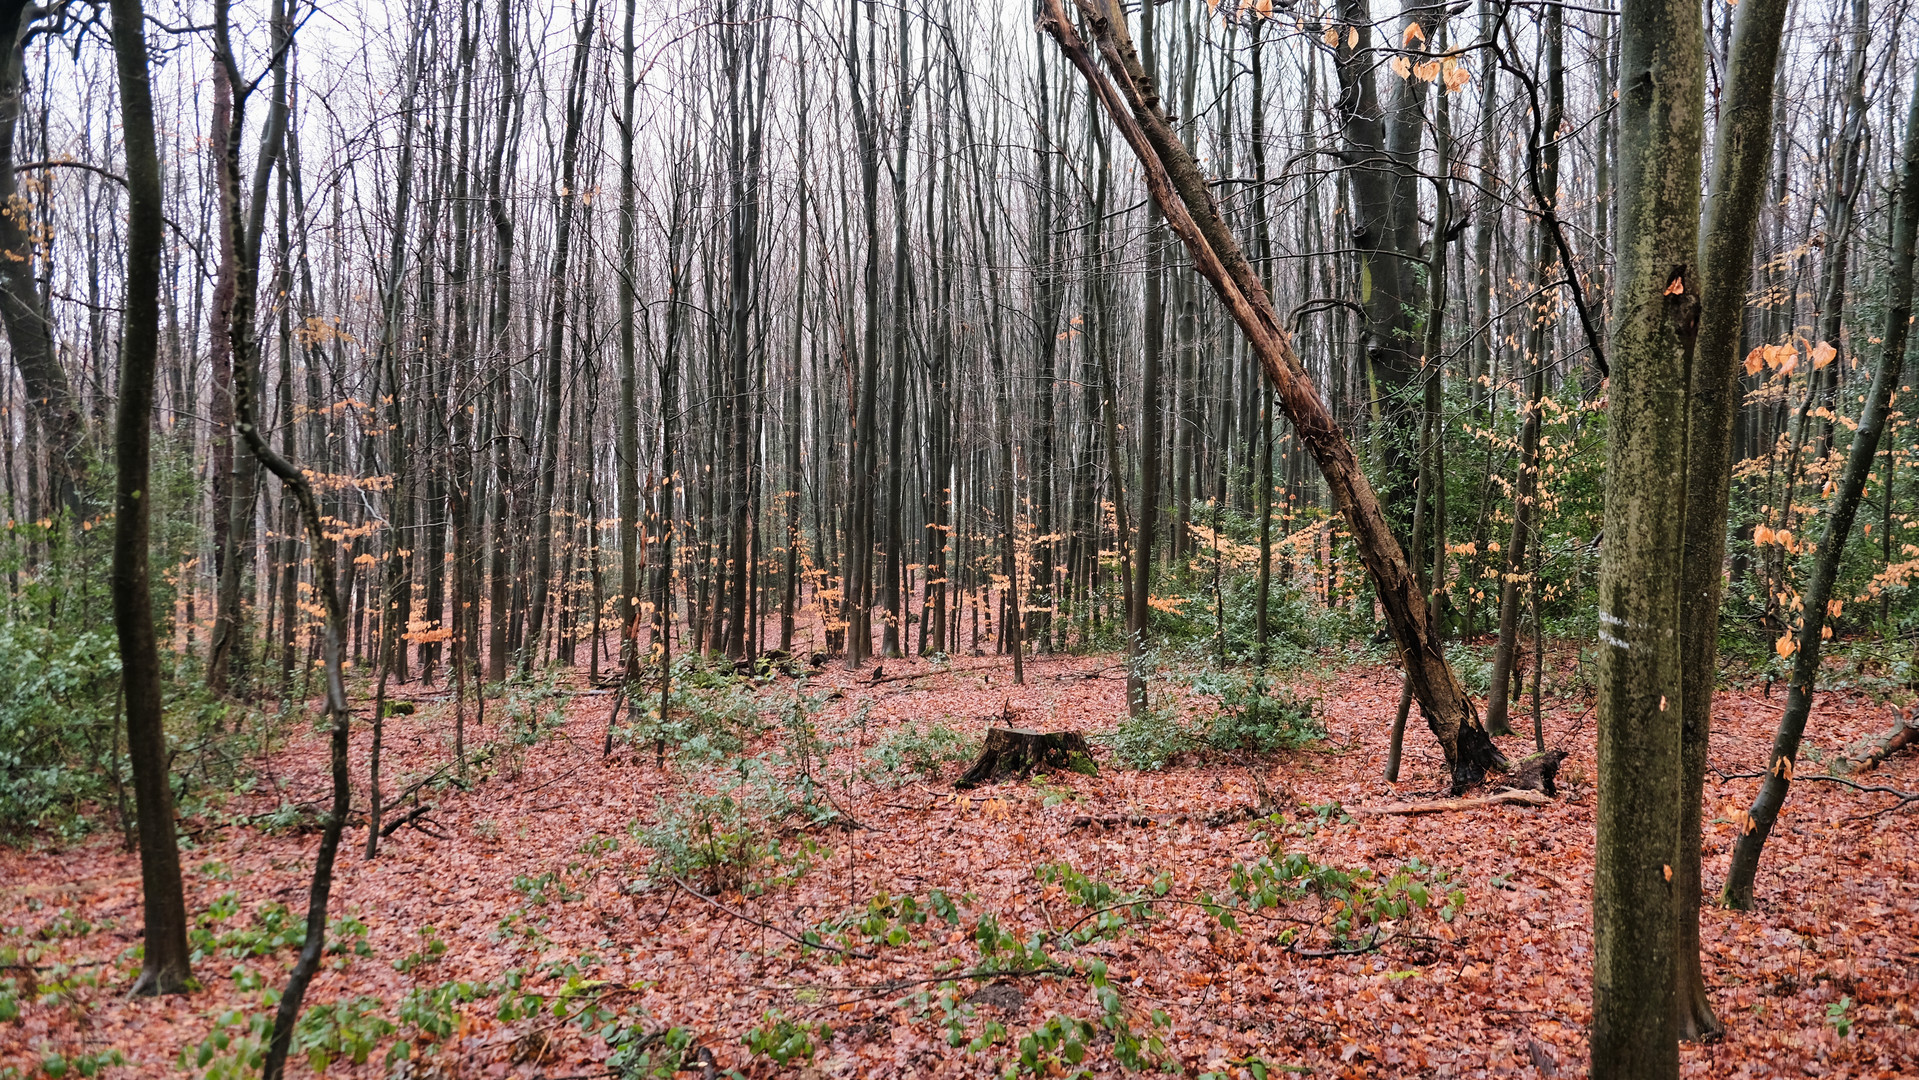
[954,728,1097,789]
[1508,749,1569,795]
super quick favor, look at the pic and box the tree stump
[1508,749,1568,796]
[954,728,1097,789]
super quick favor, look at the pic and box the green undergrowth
[863,719,978,784]
[1100,670,1324,771]
[183,959,698,1079]
[741,829,1464,1078]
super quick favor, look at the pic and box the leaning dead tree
[1039,0,1502,793]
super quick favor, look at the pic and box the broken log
[1836,708,1918,774]
[1350,788,1552,816]
[954,728,1097,789]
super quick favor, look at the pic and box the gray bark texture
[1589,0,1703,1071]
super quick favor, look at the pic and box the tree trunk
[0,1,82,519]
[110,0,191,997]
[844,0,882,669]
[616,0,641,674]
[1723,65,1919,912]
[881,3,914,660]
[1588,0,1704,1071]
[521,2,595,673]
[1673,0,1792,1039]
[483,0,518,685]
[366,11,430,857]
[211,4,355,1076]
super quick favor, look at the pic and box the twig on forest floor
[667,875,876,959]
[1292,926,1384,958]
[1714,768,1918,818]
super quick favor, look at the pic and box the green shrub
[1444,641,1496,698]
[1202,676,1323,753]
[0,621,121,837]
[293,996,395,1072]
[619,680,765,766]
[1097,707,1196,771]
[742,1011,830,1066]
[637,761,818,895]
[864,721,978,784]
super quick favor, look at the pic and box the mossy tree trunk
[1590,0,1703,1072]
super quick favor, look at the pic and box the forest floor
[3,648,1918,1079]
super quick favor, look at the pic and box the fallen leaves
[3,653,1917,1078]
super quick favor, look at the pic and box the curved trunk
[1673,0,1793,1038]
[110,0,192,997]
[1724,65,1919,911]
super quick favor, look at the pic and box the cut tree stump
[955,728,1097,789]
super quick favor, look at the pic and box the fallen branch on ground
[1067,804,1262,829]
[1715,768,1918,818]
[379,803,438,838]
[1349,789,1552,815]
